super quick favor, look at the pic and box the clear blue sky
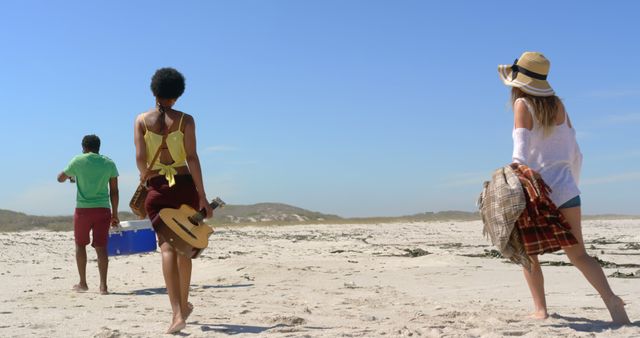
[1,1,638,217]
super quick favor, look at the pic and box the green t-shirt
[64,152,119,208]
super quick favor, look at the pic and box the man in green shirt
[58,134,119,295]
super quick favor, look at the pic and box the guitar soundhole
[172,217,198,239]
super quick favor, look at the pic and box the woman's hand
[199,196,213,219]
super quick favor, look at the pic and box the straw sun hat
[498,51,555,97]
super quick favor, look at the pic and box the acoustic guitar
[156,197,225,258]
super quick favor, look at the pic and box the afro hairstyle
[150,67,186,99]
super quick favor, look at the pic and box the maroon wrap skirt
[144,174,200,246]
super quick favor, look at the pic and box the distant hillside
[1,207,637,232]
[405,210,480,221]
[0,204,341,232]
[0,209,139,232]
[0,209,71,232]
[213,203,341,224]
[346,210,481,223]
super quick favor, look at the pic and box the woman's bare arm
[183,114,213,218]
[514,99,533,130]
[134,113,148,177]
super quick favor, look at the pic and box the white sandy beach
[1,219,639,337]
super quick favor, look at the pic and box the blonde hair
[511,87,564,136]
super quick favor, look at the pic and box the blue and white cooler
[107,219,157,256]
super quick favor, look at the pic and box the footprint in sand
[266,315,306,326]
[92,327,129,338]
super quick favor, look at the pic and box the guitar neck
[189,197,226,223]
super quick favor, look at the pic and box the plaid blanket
[478,165,530,269]
[511,163,578,255]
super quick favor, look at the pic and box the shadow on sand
[194,322,330,335]
[111,283,254,296]
[548,314,639,332]
[195,283,255,290]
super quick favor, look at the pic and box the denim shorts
[558,195,581,209]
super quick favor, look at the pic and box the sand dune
[1,220,638,337]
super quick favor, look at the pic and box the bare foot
[528,309,549,320]
[166,316,186,334]
[182,302,194,321]
[605,295,630,325]
[99,288,109,295]
[72,284,88,292]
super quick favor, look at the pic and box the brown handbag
[130,133,167,218]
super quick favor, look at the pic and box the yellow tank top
[143,113,187,187]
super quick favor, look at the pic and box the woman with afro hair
[134,67,213,333]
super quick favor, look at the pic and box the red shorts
[74,208,111,247]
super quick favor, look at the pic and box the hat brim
[498,65,555,97]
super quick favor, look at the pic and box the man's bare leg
[95,246,109,295]
[73,244,89,292]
